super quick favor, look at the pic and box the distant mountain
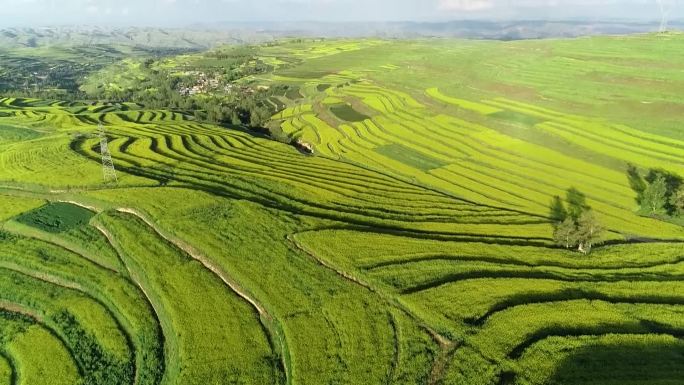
[200,19,683,40]
[0,26,274,49]
[1,20,681,50]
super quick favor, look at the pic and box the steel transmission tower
[98,124,118,184]
[657,0,673,33]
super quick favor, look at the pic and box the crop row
[327,86,682,237]
[293,228,684,384]
[0,310,81,385]
[0,223,164,385]
[80,186,436,385]
[75,120,540,231]
[95,210,279,385]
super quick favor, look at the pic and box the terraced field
[0,34,683,385]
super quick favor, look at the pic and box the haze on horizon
[1,0,682,28]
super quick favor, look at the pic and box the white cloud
[438,0,494,11]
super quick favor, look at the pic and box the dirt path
[427,340,459,385]
[55,200,100,212]
[0,301,41,321]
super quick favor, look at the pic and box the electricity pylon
[657,0,673,33]
[98,124,118,184]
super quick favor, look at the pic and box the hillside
[0,34,683,385]
[0,26,271,49]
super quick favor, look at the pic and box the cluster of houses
[177,71,273,97]
[178,71,230,96]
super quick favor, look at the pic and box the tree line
[89,47,284,129]
[547,164,683,255]
[627,164,683,218]
[2,45,287,130]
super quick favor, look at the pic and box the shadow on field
[547,339,684,385]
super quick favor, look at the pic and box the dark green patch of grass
[285,87,303,100]
[490,110,545,126]
[375,143,449,171]
[330,104,369,122]
[16,202,95,233]
[0,124,41,142]
[269,97,286,111]
[317,84,331,92]
[549,339,684,385]
[276,70,332,79]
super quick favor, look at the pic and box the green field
[0,33,683,385]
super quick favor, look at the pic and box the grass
[0,354,10,385]
[489,110,546,126]
[0,33,683,385]
[0,195,44,221]
[0,267,133,384]
[0,124,42,142]
[375,143,450,171]
[329,103,370,122]
[516,334,684,385]
[0,226,164,385]
[15,202,95,233]
[95,210,279,385]
[84,188,417,385]
[6,324,82,385]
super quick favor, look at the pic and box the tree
[670,185,684,217]
[249,105,272,128]
[628,166,683,218]
[553,218,577,249]
[574,210,604,254]
[566,187,589,221]
[549,196,568,224]
[626,163,647,205]
[550,188,603,254]
[646,168,683,214]
[642,175,668,215]
[576,213,598,253]
[645,168,682,195]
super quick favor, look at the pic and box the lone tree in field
[574,211,604,254]
[550,188,603,254]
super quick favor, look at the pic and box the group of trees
[0,56,91,98]
[627,164,684,218]
[3,45,283,130]
[89,47,285,129]
[92,67,283,129]
[550,188,604,254]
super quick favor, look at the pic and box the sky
[1,0,682,27]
